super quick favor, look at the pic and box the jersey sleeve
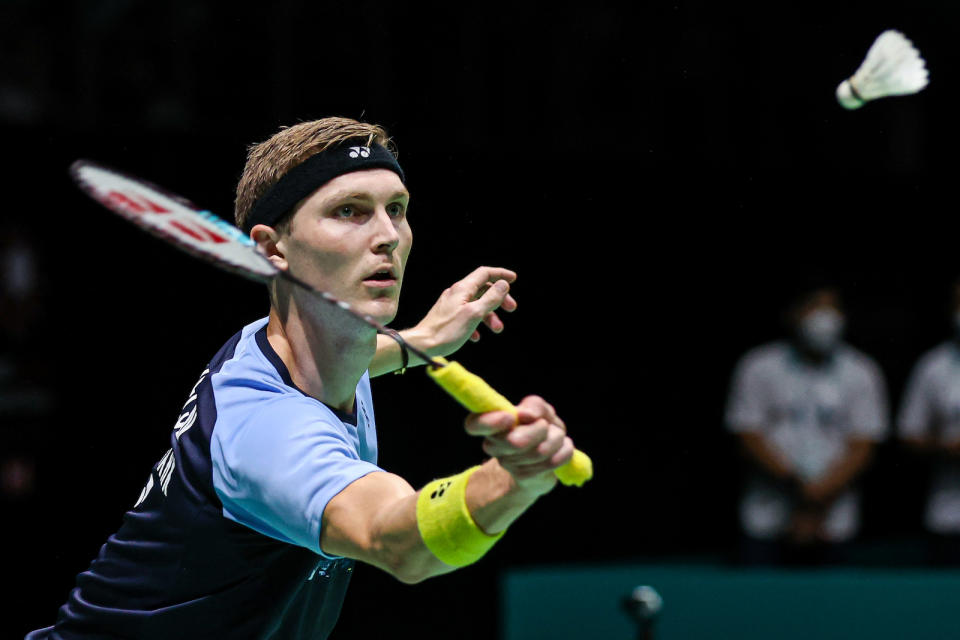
[898,356,936,439]
[725,351,768,433]
[210,392,382,557]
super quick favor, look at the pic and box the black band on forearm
[382,328,409,375]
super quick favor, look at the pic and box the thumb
[473,279,510,315]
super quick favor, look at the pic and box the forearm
[738,432,794,480]
[383,459,542,582]
[904,436,960,460]
[363,490,455,583]
[322,461,544,584]
[369,330,434,377]
[934,439,960,460]
[803,441,874,504]
[465,458,545,534]
[903,436,935,454]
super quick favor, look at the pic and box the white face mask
[798,308,845,354]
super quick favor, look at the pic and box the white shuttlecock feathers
[836,30,929,109]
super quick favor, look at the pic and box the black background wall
[5,1,960,637]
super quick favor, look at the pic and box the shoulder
[835,344,885,382]
[910,341,955,377]
[208,384,360,493]
[207,318,343,446]
[735,341,790,373]
[209,318,295,406]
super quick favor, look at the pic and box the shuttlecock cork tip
[836,79,865,110]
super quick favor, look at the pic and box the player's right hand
[464,395,574,495]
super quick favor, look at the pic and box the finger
[499,435,574,475]
[498,420,551,452]
[482,312,504,333]
[464,410,517,437]
[549,436,575,467]
[469,330,481,342]
[500,426,566,463]
[485,434,557,465]
[508,420,554,449]
[515,396,565,431]
[481,420,550,457]
[499,456,567,479]
[453,267,517,300]
[515,395,551,418]
[470,279,511,316]
[500,293,518,313]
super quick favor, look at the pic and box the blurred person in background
[0,225,55,503]
[725,280,889,565]
[897,277,960,566]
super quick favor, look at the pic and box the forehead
[795,289,841,315]
[306,168,407,205]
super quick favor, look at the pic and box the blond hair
[234,117,394,231]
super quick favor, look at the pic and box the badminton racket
[69,159,592,487]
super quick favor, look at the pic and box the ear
[251,224,288,271]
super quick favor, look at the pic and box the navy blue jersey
[28,318,382,639]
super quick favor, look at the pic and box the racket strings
[277,270,441,368]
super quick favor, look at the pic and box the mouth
[362,266,399,288]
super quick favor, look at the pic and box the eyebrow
[325,189,410,203]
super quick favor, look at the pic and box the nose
[371,206,400,254]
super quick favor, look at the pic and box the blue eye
[335,206,355,218]
[387,203,406,217]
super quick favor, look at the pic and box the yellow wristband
[416,466,505,567]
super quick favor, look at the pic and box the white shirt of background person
[898,311,960,534]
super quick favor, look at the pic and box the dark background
[4,0,960,637]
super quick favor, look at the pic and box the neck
[266,298,376,413]
[791,339,833,366]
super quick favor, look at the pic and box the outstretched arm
[319,396,573,583]
[370,266,517,377]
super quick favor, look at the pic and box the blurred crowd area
[724,277,960,567]
[0,226,54,506]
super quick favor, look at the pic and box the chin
[362,299,400,325]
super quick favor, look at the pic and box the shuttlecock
[836,30,928,109]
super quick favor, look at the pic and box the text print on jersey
[134,369,209,507]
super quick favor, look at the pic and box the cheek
[399,224,413,265]
[286,234,351,276]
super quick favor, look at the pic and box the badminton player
[27,117,576,639]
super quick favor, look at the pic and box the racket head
[70,159,279,283]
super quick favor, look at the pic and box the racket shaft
[427,359,592,487]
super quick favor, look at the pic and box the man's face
[792,289,845,354]
[278,168,412,324]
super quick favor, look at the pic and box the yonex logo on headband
[348,146,371,158]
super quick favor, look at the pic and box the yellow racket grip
[426,358,593,487]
